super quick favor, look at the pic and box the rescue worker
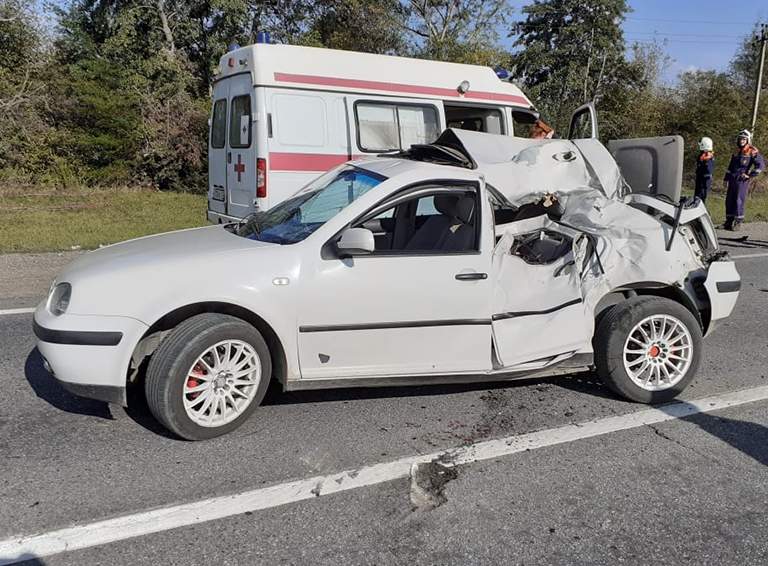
[723,129,765,231]
[694,137,714,202]
[530,119,554,140]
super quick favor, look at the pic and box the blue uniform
[724,145,764,221]
[694,151,714,202]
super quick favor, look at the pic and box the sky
[505,0,768,84]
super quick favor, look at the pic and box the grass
[0,187,207,253]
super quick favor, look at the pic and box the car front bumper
[33,305,149,406]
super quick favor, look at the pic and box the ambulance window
[399,106,440,148]
[357,104,399,152]
[211,99,227,149]
[356,102,439,152]
[444,105,504,134]
[229,95,251,148]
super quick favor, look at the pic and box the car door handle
[455,272,488,281]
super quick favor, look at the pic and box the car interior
[357,190,478,253]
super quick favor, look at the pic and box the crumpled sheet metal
[445,129,618,203]
[447,128,702,314]
[492,187,703,319]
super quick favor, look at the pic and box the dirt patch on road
[0,251,82,308]
[409,460,458,511]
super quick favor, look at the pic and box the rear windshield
[233,166,386,245]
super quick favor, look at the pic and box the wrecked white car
[34,115,740,440]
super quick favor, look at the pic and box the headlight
[48,282,72,316]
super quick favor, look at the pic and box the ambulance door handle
[227,152,232,164]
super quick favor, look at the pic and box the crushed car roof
[395,128,626,205]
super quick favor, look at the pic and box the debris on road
[409,460,458,511]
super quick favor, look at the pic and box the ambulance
[207,41,538,222]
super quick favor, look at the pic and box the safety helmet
[698,137,713,152]
[737,129,752,144]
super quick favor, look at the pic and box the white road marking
[0,307,34,317]
[732,252,768,260]
[2,385,768,564]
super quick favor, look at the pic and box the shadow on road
[260,372,600,406]
[24,348,112,420]
[0,554,46,566]
[717,235,768,250]
[680,411,768,467]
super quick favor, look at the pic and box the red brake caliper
[187,363,206,399]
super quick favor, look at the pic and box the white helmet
[737,129,752,144]
[698,137,713,152]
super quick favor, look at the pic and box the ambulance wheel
[145,313,271,440]
[594,296,702,404]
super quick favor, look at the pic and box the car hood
[60,225,274,279]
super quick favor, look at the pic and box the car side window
[354,185,479,254]
[487,185,518,227]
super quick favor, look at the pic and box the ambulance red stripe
[273,72,530,106]
[269,152,358,171]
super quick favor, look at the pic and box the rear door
[490,216,593,368]
[226,74,256,219]
[208,82,229,215]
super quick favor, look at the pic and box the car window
[487,185,518,226]
[234,166,386,245]
[229,95,251,148]
[355,186,479,254]
[211,99,227,149]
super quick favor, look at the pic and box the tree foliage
[402,0,511,65]
[511,0,636,134]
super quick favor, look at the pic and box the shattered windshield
[232,165,386,245]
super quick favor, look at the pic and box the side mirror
[336,227,375,257]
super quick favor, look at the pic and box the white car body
[34,129,740,408]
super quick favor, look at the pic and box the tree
[511,0,634,135]
[0,0,51,179]
[302,0,407,55]
[401,0,512,65]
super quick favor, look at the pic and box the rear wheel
[594,296,702,403]
[145,314,272,440]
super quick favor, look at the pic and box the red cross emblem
[234,154,245,182]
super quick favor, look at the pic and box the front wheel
[594,296,702,404]
[145,314,272,440]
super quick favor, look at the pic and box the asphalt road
[1,237,767,565]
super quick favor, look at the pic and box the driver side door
[297,181,494,380]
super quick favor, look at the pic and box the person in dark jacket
[694,136,714,202]
[723,129,765,231]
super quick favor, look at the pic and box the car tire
[145,313,272,440]
[594,296,702,404]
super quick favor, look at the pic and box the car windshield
[232,166,387,245]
